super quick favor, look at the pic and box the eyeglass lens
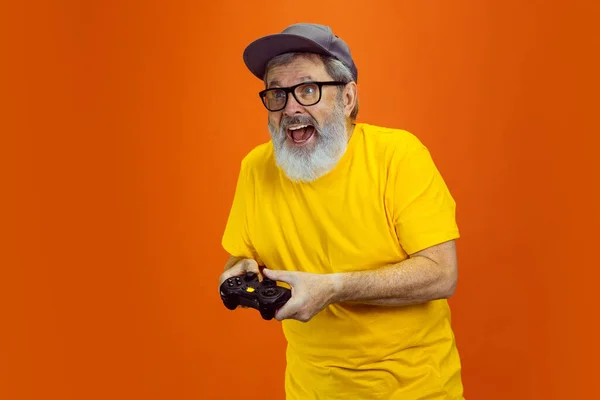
[263,83,321,111]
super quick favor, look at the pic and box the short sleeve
[389,142,460,254]
[221,158,259,260]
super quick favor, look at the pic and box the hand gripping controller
[219,272,291,320]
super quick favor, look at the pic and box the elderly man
[219,23,465,399]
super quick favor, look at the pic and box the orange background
[4,0,600,399]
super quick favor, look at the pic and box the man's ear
[343,82,358,117]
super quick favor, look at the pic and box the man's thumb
[242,258,259,271]
[263,268,284,281]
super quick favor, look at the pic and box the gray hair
[264,52,359,121]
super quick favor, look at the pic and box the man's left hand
[262,268,336,322]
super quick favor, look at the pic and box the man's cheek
[268,114,279,126]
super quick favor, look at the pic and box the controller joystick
[219,272,291,320]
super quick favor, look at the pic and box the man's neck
[346,121,356,142]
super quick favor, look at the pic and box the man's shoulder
[358,122,426,156]
[240,140,275,170]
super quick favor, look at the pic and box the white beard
[268,102,348,183]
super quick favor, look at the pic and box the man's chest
[249,179,406,273]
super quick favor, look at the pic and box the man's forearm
[330,254,457,307]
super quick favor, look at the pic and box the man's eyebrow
[267,76,313,88]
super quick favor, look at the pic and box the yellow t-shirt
[222,123,464,399]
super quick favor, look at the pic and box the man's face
[265,55,349,182]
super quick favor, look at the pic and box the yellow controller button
[246,287,255,292]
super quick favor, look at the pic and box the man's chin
[276,146,345,183]
[279,164,323,183]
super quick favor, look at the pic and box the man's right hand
[218,256,262,290]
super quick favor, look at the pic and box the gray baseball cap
[243,23,358,83]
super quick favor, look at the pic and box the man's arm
[330,240,458,307]
[262,240,458,322]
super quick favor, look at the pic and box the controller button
[227,281,234,287]
[264,288,277,297]
[262,278,275,287]
[246,287,255,293]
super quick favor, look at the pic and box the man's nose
[282,93,305,116]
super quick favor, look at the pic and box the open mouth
[286,124,315,145]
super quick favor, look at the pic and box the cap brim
[243,33,332,81]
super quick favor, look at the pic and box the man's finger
[241,258,259,273]
[219,263,248,287]
[274,298,299,321]
[223,259,257,278]
[263,268,291,283]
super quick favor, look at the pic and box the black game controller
[219,272,292,320]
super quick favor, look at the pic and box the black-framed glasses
[258,81,347,112]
